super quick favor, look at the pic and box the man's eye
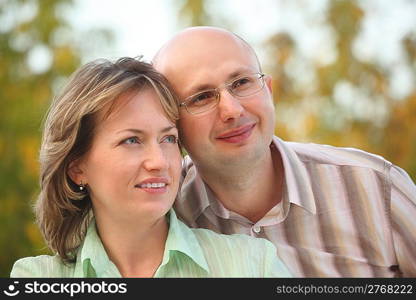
[232,77,252,89]
[123,137,140,144]
[190,91,216,106]
[162,135,178,144]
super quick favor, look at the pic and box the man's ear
[68,159,85,185]
[265,75,273,93]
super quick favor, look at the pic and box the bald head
[153,27,261,79]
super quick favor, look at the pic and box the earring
[79,181,86,191]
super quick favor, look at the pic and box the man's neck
[198,146,284,223]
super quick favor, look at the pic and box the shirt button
[253,225,261,233]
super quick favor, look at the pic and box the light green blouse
[10,210,291,278]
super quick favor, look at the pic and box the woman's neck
[95,215,168,277]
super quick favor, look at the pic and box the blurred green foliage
[268,1,416,183]
[0,0,112,276]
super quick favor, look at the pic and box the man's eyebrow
[186,68,255,97]
[227,69,247,80]
[187,83,214,96]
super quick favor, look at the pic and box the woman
[10,57,291,277]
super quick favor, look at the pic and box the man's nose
[217,90,244,122]
[142,144,168,172]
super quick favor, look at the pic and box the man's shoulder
[10,254,74,277]
[283,139,392,173]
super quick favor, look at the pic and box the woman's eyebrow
[116,126,176,135]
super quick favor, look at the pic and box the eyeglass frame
[178,72,266,115]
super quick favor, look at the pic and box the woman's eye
[123,137,140,145]
[163,135,178,144]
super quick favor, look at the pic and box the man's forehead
[153,27,261,99]
[153,27,255,69]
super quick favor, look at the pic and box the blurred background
[1,0,415,276]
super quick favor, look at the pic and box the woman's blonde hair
[36,57,179,263]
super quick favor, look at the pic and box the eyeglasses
[179,73,266,115]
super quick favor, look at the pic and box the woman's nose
[142,144,168,172]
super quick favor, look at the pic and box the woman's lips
[135,177,169,194]
[138,186,167,194]
[216,123,256,143]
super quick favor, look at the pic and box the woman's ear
[68,159,85,185]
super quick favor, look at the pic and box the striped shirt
[174,136,416,277]
[10,209,291,278]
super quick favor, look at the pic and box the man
[153,26,416,277]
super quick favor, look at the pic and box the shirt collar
[176,157,212,219]
[156,209,210,275]
[272,136,316,214]
[74,220,121,277]
[73,210,210,277]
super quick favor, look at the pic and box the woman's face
[74,88,181,224]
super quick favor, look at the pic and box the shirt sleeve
[390,165,416,277]
[10,255,70,278]
[10,257,41,277]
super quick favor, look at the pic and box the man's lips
[216,123,256,143]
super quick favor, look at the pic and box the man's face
[155,29,276,171]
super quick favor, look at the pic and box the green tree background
[0,0,111,276]
[1,0,415,276]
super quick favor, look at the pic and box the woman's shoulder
[192,228,269,259]
[10,255,75,277]
[193,227,273,249]
[192,228,292,277]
